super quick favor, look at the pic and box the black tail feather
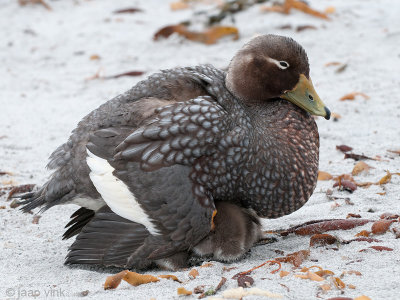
[63,207,95,240]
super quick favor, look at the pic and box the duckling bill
[19,34,330,270]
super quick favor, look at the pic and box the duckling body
[20,35,329,269]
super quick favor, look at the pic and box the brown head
[226,34,330,119]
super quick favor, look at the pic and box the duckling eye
[279,61,289,69]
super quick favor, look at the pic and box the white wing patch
[86,149,160,235]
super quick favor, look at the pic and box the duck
[19,34,330,270]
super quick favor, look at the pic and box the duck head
[226,34,330,120]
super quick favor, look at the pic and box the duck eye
[279,61,289,69]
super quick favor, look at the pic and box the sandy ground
[1,0,400,299]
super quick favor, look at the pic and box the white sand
[1,0,399,299]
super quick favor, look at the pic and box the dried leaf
[177,287,192,295]
[90,54,101,60]
[7,184,35,200]
[315,270,335,277]
[371,220,394,234]
[331,112,342,120]
[18,0,51,10]
[380,213,399,219]
[341,270,362,276]
[279,271,290,278]
[387,149,400,155]
[343,237,381,244]
[325,62,342,67]
[200,262,214,268]
[355,230,370,237]
[333,179,357,192]
[392,227,400,239]
[360,246,393,252]
[188,268,199,279]
[124,271,159,286]
[0,206,6,209]
[318,171,333,181]
[114,8,143,14]
[336,145,353,153]
[326,298,352,300]
[154,24,239,45]
[344,153,373,161]
[237,275,254,288]
[104,270,129,290]
[332,277,346,289]
[296,25,317,32]
[310,234,338,247]
[233,260,281,278]
[0,171,13,176]
[348,284,356,289]
[194,285,205,294]
[170,1,189,10]
[352,161,372,176]
[354,296,371,300]
[105,71,145,79]
[324,6,336,14]
[158,274,181,283]
[346,213,361,219]
[276,250,310,267]
[215,277,227,292]
[340,92,370,101]
[262,0,329,19]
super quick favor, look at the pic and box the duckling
[20,34,330,269]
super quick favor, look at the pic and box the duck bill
[280,74,331,120]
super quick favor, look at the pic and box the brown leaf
[344,153,373,161]
[114,8,143,14]
[90,54,101,60]
[354,296,372,300]
[124,271,159,286]
[158,274,182,283]
[154,24,239,45]
[276,250,310,267]
[333,179,357,192]
[360,246,393,252]
[104,270,129,290]
[346,213,361,219]
[105,71,145,79]
[380,213,400,219]
[237,275,254,288]
[315,269,335,277]
[340,92,370,101]
[310,234,338,247]
[296,25,317,32]
[18,0,51,10]
[0,205,6,209]
[387,149,400,155]
[289,219,372,236]
[343,237,382,244]
[318,171,333,181]
[0,171,13,176]
[341,270,362,277]
[188,268,199,279]
[170,1,189,10]
[371,220,394,234]
[215,277,227,292]
[325,62,342,67]
[332,277,346,289]
[331,112,342,121]
[295,271,324,281]
[233,260,281,278]
[336,145,353,153]
[7,184,35,200]
[177,287,192,296]
[352,161,372,176]
[279,270,290,278]
[327,298,352,300]
[200,262,214,268]
[355,230,370,237]
[262,0,329,19]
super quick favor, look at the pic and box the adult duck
[20,34,330,269]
